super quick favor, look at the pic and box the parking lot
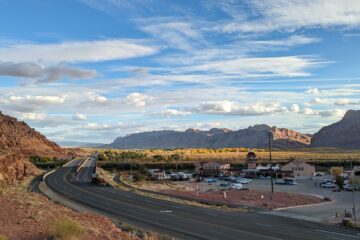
[172,175,360,222]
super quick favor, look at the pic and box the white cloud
[73,113,87,121]
[299,107,346,118]
[22,112,46,121]
[305,87,321,95]
[218,0,360,33]
[194,101,286,116]
[177,56,322,78]
[87,92,108,104]
[333,98,360,106]
[247,35,321,49]
[126,92,153,107]
[161,109,191,117]
[9,95,66,104]
[319,109,346,118]
[310,97,325,105]
[302,107,318,115]
[0,39,158,63]
[290,104,300,113]
[140,21,202,50]
[0,62,97,83]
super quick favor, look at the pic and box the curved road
[45,160,360,240]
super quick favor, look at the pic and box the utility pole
[130,159,133,191]
[268,132,274,193]
[351,158,357,224]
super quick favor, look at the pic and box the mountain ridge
[104,124,311,149]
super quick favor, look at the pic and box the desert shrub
[133,172,144,182]
[47,219,84,240]
[0,234,7,240]
[0,181,8,195]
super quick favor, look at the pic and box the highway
[45,159,360,240]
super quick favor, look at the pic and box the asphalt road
[76,157,96,182]
[45,161,360,240]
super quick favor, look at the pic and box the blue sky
[1,0,360,143]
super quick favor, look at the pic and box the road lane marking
[316,229,360,239]
[160,210,173,213]
[206,212,219,217]
[256,223,272,228]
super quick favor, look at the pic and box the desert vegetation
[95,148,360,164]
[47,219,84,240]
[0,234,7,240]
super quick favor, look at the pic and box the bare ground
[0,182,138,240]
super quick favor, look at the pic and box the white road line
[206,212,219,217]
[316,229,360,239]
[255,222,272,228]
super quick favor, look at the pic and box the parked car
[284,178,297,185]
[206,178,217,184]
[322,182,336,188]
[275,179,285,184]
[344,184,359,191]
[236,178,251,184]
[220,182,230,187]
[230,183,243,190]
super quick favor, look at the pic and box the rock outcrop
[0,111,68,183]
[0,111,66,158]
[0,153,38,184]
[311,109,360,148]
[105,125,311,149]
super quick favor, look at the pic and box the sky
[1,0,360,144]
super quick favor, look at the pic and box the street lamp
[350,158,357,225]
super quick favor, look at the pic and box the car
[344,184,359,191]
[206,178,217,184]
[228,176,236,181]
[230,183,243,190]
[322,182,336,188]
[258,175,265,179]
[236,178,251,184]
[220,176,230,181]
[220,182,230,187]
[275,179,285,184]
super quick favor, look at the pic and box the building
[246,150,257,169]
[281,159,315,179]
[195,161,231,177]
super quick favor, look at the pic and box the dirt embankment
[0,183,138,240]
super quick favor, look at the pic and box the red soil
[161,189,325,209]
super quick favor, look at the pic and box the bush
[0,234,7,240]
[47,219,84,240]
[133,172,144,182]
